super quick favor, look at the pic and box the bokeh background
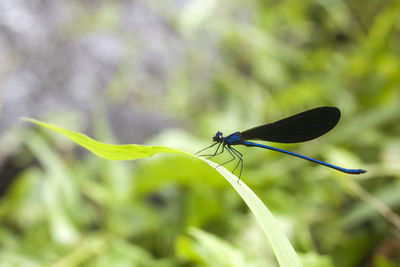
[1,0,400,266]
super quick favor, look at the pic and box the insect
[196,107,366,178]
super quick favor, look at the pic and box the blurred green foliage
[1,0,400,266]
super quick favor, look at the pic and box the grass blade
[21,117,302,266]
[21,118,189,160]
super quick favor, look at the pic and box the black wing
[240,107,341,143]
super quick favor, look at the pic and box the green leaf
[21,117,302,267]
[21,118,189,160]
[205,159,302,267]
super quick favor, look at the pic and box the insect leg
[206,142,223,159]
[216,145,236,168]
[230,147,244,181]
[195,142,217,155]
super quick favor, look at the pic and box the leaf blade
[202,159,303,267]
[21,117,302,266]
[21,117,189,160]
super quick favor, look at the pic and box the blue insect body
[197,107,366,178]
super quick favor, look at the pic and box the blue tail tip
[346,169,367,174]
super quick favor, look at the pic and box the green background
[1,1,400,266]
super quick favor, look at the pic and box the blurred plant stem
[346,179,400,233]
